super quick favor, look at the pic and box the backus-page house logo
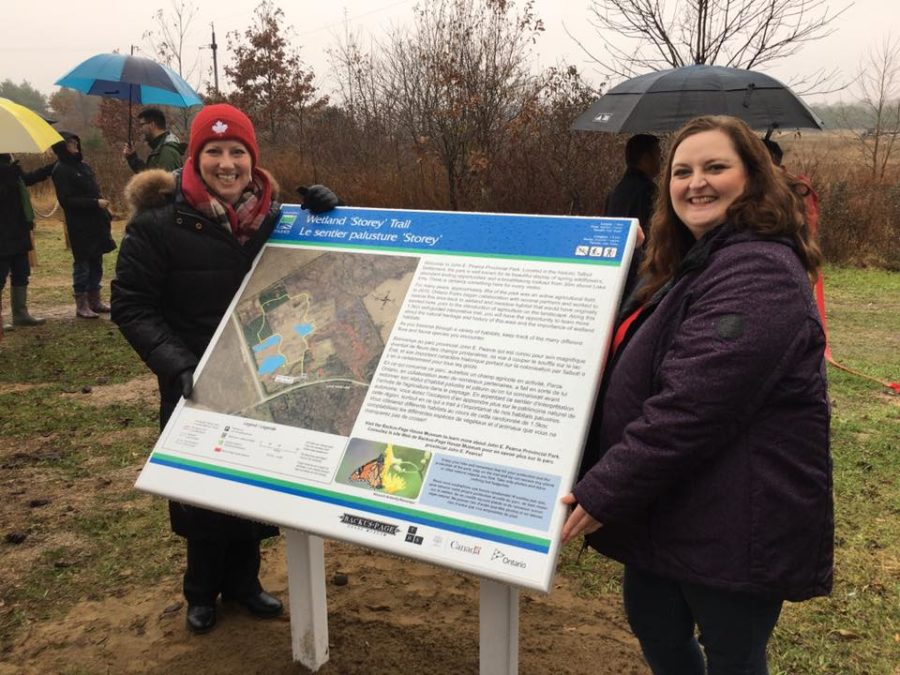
[339,513,399,536]
[491,548,527,569]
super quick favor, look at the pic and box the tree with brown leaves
[224,0,327,143]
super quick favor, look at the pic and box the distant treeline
[810,103,899,131]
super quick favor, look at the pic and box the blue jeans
[0,253,30,289]
[72,255,103,293]
[623,566,783,675]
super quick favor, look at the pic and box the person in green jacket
[123,107,186,173]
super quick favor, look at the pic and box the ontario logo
[339,513,399,536]
[491,548,527,569]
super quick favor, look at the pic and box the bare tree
[142,0,202,137]
[143,0,201,83]
[584,0,848,84]
[848,36,900,181]
[48,89,100,137]
[373,0,545,210]
[226,1,328,143]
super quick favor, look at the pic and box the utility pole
[207,22,220,98]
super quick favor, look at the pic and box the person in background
[605,133,661,300]
[123,107,185,173]
[606,133,662,234]
[50,132,116,319]
[763,138,820,234]
[0,153,54,334]
[563,115,832,675]
[111,103,340,635]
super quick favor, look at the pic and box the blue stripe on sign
[149,455,550,553]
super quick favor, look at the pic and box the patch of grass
[823,266,900,371]
[556,541,624,598]
[7,494,178,625]
[0,321,147,386]
[0,386,156,445]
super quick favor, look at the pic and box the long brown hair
[638,115,822,303]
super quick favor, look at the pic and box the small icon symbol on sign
[575,245,589,256]
[589,246,603,257]
[603,247,618,257]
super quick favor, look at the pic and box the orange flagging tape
[816,273,900,394]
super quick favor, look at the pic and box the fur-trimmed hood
[124,168,280,218]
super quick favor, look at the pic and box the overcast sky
[2,0,896,106]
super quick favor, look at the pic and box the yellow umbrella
[0,97,64,153]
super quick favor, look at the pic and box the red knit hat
[188,104,259,166]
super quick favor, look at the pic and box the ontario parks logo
[339,513,399,536]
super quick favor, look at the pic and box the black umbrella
[572,65,824,133]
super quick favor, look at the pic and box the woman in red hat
[111,103,339,634]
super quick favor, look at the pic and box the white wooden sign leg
[285,529,329,671]
[479,579,519,675]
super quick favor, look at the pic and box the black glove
[38,163,56,180]
[177,368,195,399]
[296,185,341,214]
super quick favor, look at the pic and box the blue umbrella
[56,53,203,106]
[55,53,203,140]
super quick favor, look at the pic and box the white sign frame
[136,205,636,667]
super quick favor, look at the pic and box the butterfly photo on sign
[336,439,432,500]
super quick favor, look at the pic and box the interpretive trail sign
[136,205,636,594]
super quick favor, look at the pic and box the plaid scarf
[180,157,273,245]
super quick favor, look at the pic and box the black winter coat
[0,161,53,257]
[111,168,279,541]
[51,156,116,259]
[605,167,658,300]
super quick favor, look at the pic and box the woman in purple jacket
[562,116,832,675]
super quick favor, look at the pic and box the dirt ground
[1,363,648,675]
[2,540,647,674]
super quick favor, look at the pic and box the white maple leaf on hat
[212,120,228,134]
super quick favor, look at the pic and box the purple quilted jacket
[575,225,833,601]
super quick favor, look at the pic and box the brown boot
[87,289,110,313]
[75,292,99,319]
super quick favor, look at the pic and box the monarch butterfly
[350,454,384,489]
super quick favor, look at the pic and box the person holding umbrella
[562,115,832,674]
[111,103,340,634]
[50,132,116,319]
[123,107,185,173]
[0,153,54,333]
